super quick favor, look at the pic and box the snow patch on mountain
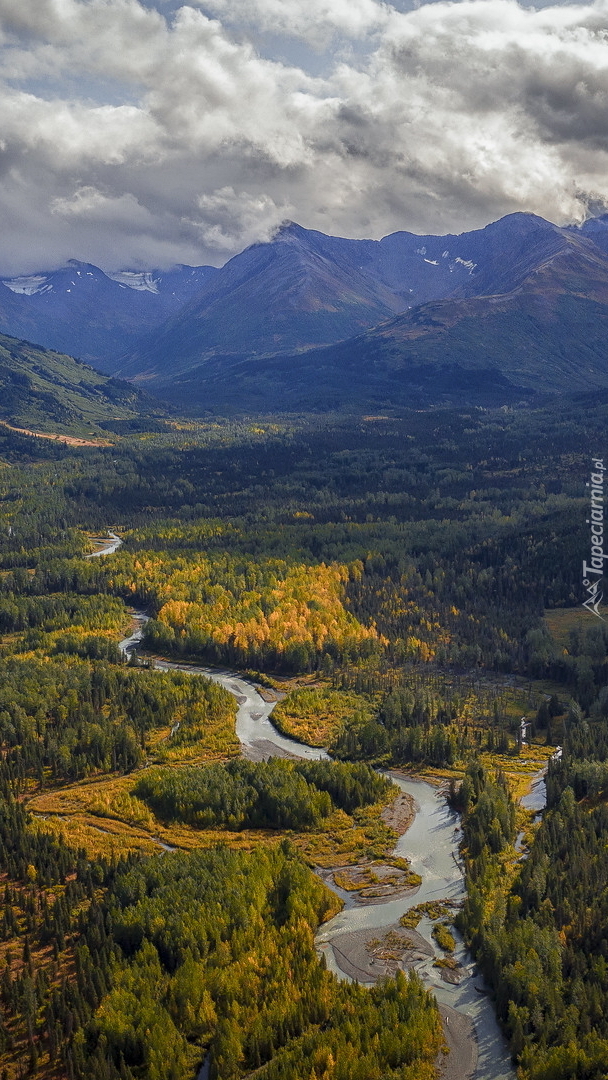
[3,275,51,296]
[106,271,160,293]
[455,257,476,272]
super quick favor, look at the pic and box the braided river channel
[93,533,527,1079]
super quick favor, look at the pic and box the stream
[104,529,525,1079]
[117,609,521,1079]
[85,531,122,557]
[520,771,547,814]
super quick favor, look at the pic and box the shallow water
[520,771,547,812]
[317,773,516,1080]
[85,531,122,557]
[115,593,523,1079]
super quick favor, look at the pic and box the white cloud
[51,186,152,224]
[0,91,159,166]
[193,0,391,47]
[193,187,292,250]
[1,0,608,272]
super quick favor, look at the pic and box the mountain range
[0,261,217,368]
[2,211,608,413]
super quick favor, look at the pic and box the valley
[3,3,608,1078]
[19,537,545,1080]
[0,396,606,1080]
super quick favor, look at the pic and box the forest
[0,396,606,1078]
[134,759,393,831]
[455,698,608,1079]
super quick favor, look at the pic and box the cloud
[1,0,608,272]
[193,0,391,48]
[0,91,159,166]
[51,185,152,224]
[193,187,293,250]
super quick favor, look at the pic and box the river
[119,612,328,761]
[117,608,518,1080]
[105,531,519,1078]
[85,531,122,557]
[317,772,516,1080]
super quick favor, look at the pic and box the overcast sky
[0,0,607,273]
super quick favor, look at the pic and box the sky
[1,0,608,273]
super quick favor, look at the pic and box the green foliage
[0,655,236,783]
[95,845,441,1080]
[456,761,516,857]
[134,759,392,831]
[0,591,125,635]
[456,704,608,1079]
[0,332,155,435]
[332,684,472,767]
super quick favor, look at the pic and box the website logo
[582,458,606,619]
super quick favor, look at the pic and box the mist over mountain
[576,214,608,257]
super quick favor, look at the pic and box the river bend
[118,611,516,1080]
[99,531,517,1080]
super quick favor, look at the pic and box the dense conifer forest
[0,397,606,1078]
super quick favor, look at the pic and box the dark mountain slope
[364,212,571,300]
[117,223,409,380]
[118,213,590,386]
[0,261,217,370]
[156,231,608,413]
[3,212,608,415]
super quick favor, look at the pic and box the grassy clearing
[544,606,597,648]
[272,687,373,746]
[28,768,400,870]
[293,802,400,868]
[333,863,421,894]
[483,744,553,802]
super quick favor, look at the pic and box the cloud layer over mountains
[1,0,608,272]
